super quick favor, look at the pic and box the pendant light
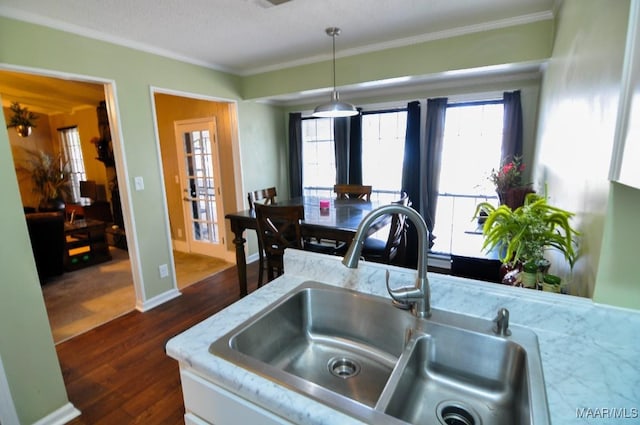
[313,27,358,118]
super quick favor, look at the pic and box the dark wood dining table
[226,196,387,297]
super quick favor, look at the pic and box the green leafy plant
[473,193,580,268]
[6,102,38,128]
[17,149,71,207]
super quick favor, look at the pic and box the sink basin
[209,281,550,424]
[211,282,419,414]
[378,323,535,424]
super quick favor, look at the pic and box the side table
[64,219,112,271]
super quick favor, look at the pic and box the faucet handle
[385,270,421,308]
[385,271,411,310]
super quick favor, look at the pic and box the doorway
[174,118,227,258]
[0,68,136,343]
[152,91,241,271]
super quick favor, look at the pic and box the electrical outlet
[134,176,144,191]
[159,264,169,278]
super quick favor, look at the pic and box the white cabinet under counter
[180,367,292,425]
[166,249,640,424]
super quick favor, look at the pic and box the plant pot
[521,262,539,289]
[15,125,32,137]
[542,274,561,293]
[497,186,534,210]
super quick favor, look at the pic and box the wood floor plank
[59,262,260,424]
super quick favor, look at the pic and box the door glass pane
[183,130,220,243]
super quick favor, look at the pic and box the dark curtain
[401,101,421,267]
[422,98,448,249]
[348,111,363,184]
[501,90,523,164]
[334,117,350,184]
[288,113,303,198]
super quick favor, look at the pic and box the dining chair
[254,203,304,285]
[248,187,277,285]
[362,192,411,266]
[248,187,277,210]
[334,184,372,201]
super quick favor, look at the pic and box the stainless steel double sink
[209,281,550,424]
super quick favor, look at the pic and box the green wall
[533,0,631,300]
[595,182,640,309]
[0,109,69,425]
[243,20,553,99]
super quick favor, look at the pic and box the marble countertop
[166,249,640,424]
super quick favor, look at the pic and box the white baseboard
[32,402,81,425]
[136,288,181,312]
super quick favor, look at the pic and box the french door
[174,118,225,257]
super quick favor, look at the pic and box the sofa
[25,211,66,283]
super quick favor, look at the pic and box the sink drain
[437,401,481,425]
[328,357,360,379]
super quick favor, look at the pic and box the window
[302,117,335,197]
[59,126,87,203]
[301,110,407,201]
[361,110,406,202]
[432,101,504,255]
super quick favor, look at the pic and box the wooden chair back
[254,204,304,282]
[334,184,372,201]
[384,192,411,265]
[248,187,277,210]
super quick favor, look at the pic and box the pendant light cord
[332,31,337,91]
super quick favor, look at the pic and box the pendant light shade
[313,27,358,118]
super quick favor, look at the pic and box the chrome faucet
[342,204,431,318]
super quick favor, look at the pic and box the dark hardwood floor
[59,261,260,425]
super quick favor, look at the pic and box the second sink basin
[380,323,532,424]
[209,281,549,424]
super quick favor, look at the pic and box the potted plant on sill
[489,156,534,210]
[473,192,580,288]
[6,102,39,137]
[17,149,72,211]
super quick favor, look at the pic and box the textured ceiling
[0,0,554,114]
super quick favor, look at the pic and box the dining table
[225,196,388,297]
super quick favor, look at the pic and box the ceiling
[0,0,555,114]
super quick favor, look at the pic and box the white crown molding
[241,11,554,76]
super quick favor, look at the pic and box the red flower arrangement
[489,157,526,193]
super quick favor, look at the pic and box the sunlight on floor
[42,247,232,343]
